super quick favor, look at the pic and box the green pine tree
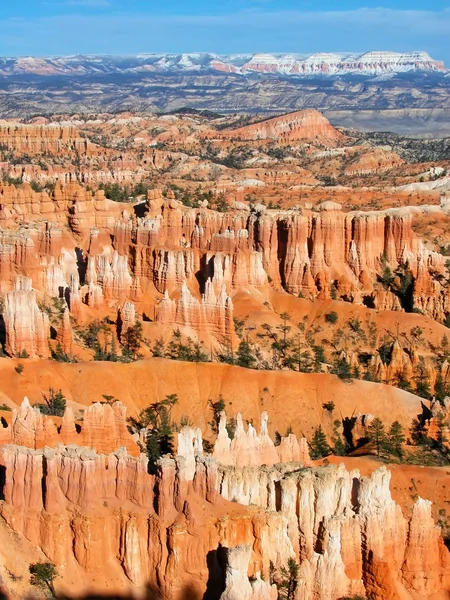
[146,430,161,474]
[152,336,166,358]
[410,418,431,448]
[129,394,178,473]
[35,388,67,417]
[435,412,449,453]
[29,562,58,597]
[236,340,257,369]
[310,425,331,459]
[278,558,299,600]
[414,357,431,399]
[122,321,144,360]
[367,417,387,457]
[331,419,346,456]
[434,373,449,404]
[386,421,405,457]
[393,369,413,392]
[333,357,352,380]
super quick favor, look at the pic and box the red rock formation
[0,122,97,156]
[152,249,196,293]
[0,439,448,599]
[0,398,140,456]
[218,110,345,146]
[118,300,136,341]
[344,147,404,175]
[0,180,449,357]
[3,276,50,358]
[156,280,235,336]
[56,307,73,354]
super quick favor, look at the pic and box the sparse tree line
[165,183,228,211]
[8,290,450,407]
[51,317,145,364]
[63,308,450,405]
[309,403,450,467]
[211,313,450,405]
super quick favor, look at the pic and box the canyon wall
[0,398,139,457]
[216,109,345,146]
[0,183,448,362]
[0,122,98,156]
[0,412,448,599]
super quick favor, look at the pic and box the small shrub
[322,401,335,413]
[29,561,58,596]
[15,363,24,374]
[101,394,119,405]
[209,396,226,434]
[34,388,67,417]
[333,357,352,380]
[51,342,71,363]
[179,415,193,428]
[378,263,394,288]
[347,317,363,334]
[325,311,338,324]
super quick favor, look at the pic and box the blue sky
[1,1,450,64]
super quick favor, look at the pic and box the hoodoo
[0,55,448,598]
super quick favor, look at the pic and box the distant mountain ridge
[1,51,449,135]
[0,51,446,78]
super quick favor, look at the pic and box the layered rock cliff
[3,276,50,358]
[0,418,448,599]
[217,109,345,146]
[0,122,97,156]
[0,398,140,457]
[0,183,449,355]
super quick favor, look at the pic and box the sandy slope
[0,357,423,439]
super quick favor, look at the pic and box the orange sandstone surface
[0,109,449,598]
[0,389,448,600]
[0,358,424,438]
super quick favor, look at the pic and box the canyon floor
[0,108,449,598]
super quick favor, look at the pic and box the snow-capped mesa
[0,51,446,77]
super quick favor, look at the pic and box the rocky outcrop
[344,147,404,175]
[0,437,448,600]
[0,183,450,359]
[218,110,345,146]
[118,300,136,341]
[156,280,235,336]
[0,398,140,457]
[0,403,447,598]
[0,183,448,310]
[0,122,96,156]
[220,545,277,600]
[213,411,310,468]
[3,276,50,358]
[56,307,73,354]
